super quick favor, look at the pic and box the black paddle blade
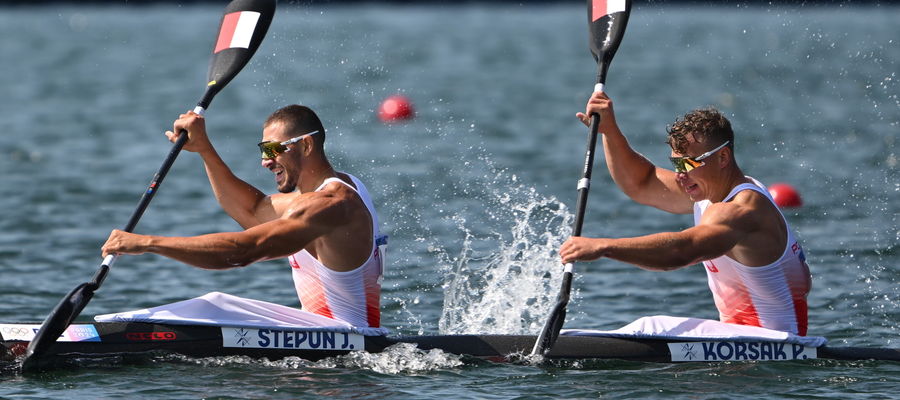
[531,271,573,356]
[532,303,568,357]
[202,0,276,108]
[22,282,97,371]
[587,0,632,84]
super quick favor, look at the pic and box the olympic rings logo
[1,326,34,337]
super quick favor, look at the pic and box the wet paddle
[22,0,276,371]
[531,0,632,357]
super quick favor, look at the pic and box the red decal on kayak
[7,342,28,357]
[125,332,177,341]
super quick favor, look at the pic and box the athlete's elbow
[223,240,265,268]
[614,167,655,199]
[228,257,255,268]
[232,243,268,267]
[642,261,687,272]
[614,181,646,203]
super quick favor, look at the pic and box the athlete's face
[260,122,306,193]
[671,135,725,202]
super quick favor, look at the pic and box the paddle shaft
[531,84,604,356]
[97,104,206,280]
[570,85,607,244]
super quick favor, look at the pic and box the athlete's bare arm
[166,112,275,228]
[559,197,763,269]
[578,91,692,214]
[101,184,368,270]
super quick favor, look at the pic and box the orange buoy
[768,183,803,208]
[378,95,414,123]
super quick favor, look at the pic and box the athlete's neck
[297,157,338,194]
[709,167,750,203]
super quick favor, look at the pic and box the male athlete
[559,91,812,335]
[102,105,385,328]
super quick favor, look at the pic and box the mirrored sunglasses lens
[683,158,701,172]
[670,157,701,173]
[670,157,688,173]
[258,142,284,159]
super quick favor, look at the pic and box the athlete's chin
[686,192,705,202]
[277,184,296,194]
[275,173,296,193]
[682,184,703,201]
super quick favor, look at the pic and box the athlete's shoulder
[282,185,358,224]
[729,188,778,216]
[701,193,761,228]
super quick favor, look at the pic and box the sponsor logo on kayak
[221,327,364,351]
[0,324,101,342]
[668,341,818,362]
[125,332,177,341]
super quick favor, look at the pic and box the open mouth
[273,169,284,184]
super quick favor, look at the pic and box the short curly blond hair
[666,107,733,155]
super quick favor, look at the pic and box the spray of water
[167,342,463,374]
[435,164,575,335]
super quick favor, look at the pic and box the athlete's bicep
[679,223,743,264]
[238,215,330,262]
[687,203,757,261]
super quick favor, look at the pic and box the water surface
[0,3,897,398]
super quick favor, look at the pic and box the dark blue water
[1,3,897,398]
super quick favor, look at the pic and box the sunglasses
[257,130,319,160]
[668,140,730,173]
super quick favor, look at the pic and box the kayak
[3,321,898,369]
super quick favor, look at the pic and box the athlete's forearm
[603,219,746,271]
[144,232,264,270]
[603,232,702,271]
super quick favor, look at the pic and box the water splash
[331,343,463,373]
[436,162,575,335]
[167,343,463,374]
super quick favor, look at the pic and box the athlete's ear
[302,136,314,156]
[719,146,732,168]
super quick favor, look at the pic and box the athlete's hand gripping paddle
[532,0,632,357]
[22,0,276,372]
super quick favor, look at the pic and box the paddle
[22,0,275,371]
[531,0,632,357]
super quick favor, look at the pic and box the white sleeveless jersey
[693,177,812,335]
[288,174,386,328]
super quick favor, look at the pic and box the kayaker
[102,105,386,329]
[559,91,812,335]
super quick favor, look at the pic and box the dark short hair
[264,105,326,149]
[666,107,733,155]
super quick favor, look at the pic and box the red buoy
[768,183,803,208]
[378,95,414,123]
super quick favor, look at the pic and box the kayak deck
[3,322,899,367]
